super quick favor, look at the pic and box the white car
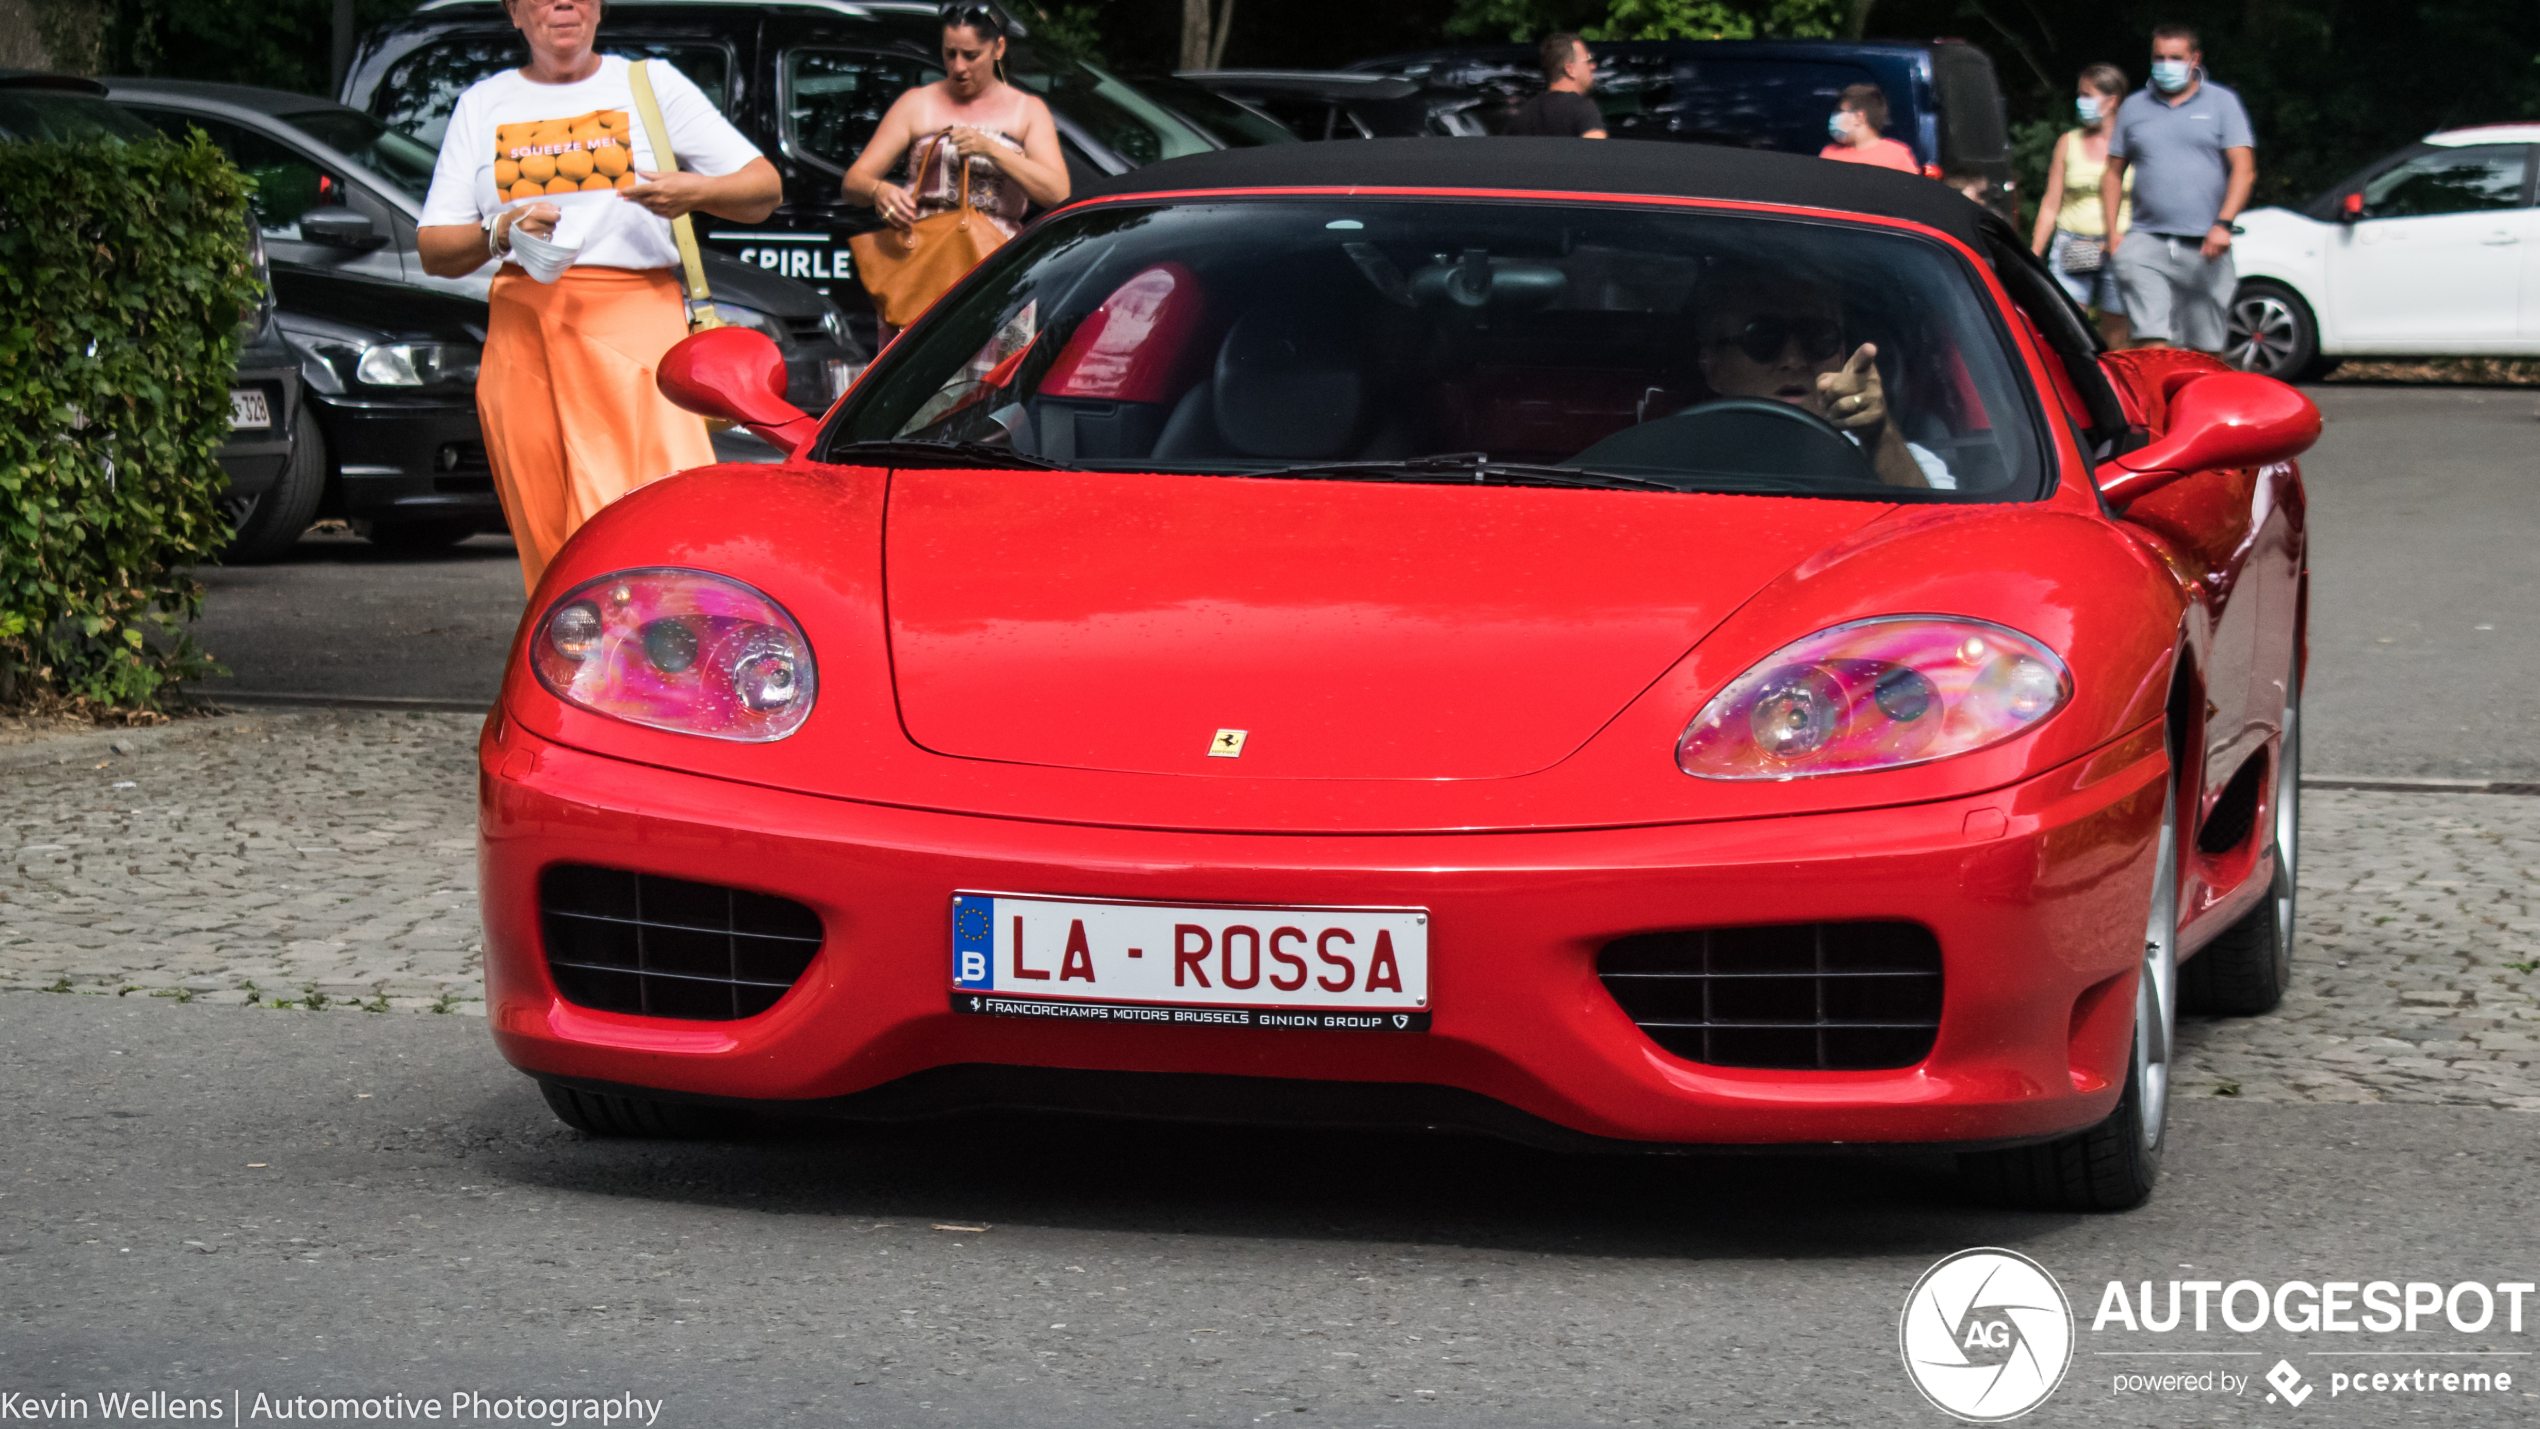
[2226,123,2540,378]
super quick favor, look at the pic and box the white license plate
[229,389,271,430]
[950,892,1429,1031]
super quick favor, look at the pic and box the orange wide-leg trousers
[479,266,714,594]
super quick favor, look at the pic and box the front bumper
[480,718,2166,1149]
[217,362,299,501]
[310,394,501,526]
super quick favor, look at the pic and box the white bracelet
[484,211,511,259]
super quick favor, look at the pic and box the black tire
[221,403,327,564]
[2225,280,2331,382]
[356,517,481,552]
[538,1080,714,1138]
[1960,781,2177,1212]
[2181,662,2298,1016]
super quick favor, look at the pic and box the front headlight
[710,303,788,346]
[354,342,480,389]
[532,568,816,742]
[298,339,480,395]
[1677,617,2070,780]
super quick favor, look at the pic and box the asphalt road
[186,385,2540,780]
[7,993,2537,1428]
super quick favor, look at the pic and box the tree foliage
[36,0,421,93]
[1874,0,2540,206]
[1589,0,1845,41]
[0,133,253,707]
[1447,0,1845,41]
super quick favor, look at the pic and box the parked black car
[1349,39,2014,215]
[108,78,863,556]
[342,0,1219,351]
[0,72,304,555]
[1175,70,1488,141]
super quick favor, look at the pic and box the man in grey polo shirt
[2100,23,2255,352]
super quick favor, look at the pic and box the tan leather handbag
[848,134,1009,329]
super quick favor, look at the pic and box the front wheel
[2225,280,2332,382]
[221,404,327,564]
[1961,779,2177,1211]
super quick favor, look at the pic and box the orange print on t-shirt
[495,110,638,203]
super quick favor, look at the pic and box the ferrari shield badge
[1208,729,1247,758]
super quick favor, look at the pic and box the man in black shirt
[1506,33,1607,138]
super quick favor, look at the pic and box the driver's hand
[1818,343,1887,434]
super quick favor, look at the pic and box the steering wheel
[1562,395,1886,488]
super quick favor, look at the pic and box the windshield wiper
[1266,452,1682,493]
[828,438,1065,470]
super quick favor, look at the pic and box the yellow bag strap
[628,58,719,328]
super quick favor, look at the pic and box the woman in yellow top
[2029,63,2135,347]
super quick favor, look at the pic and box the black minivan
[1351,39,2014,216]
[343,0,1223,350]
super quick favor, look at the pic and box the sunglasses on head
[1721,314,1845,366]
[939,1,1006,32]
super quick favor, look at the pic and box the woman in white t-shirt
[415,0,780,593]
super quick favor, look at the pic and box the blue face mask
[2076,94,2103,124]
[1827,111,1854,141]
[2150,59,2192,92]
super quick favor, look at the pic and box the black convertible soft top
[1069,137,1983,246]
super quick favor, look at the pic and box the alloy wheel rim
[2137,783,2180,1148]
[2226,296,2298,374]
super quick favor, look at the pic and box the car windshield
[1130,75,1300,147]
[826,199,2044,502]
[368,35,731,146]
[1010,51,1213,168]
[283,107,441,202]
[0,89,158,142]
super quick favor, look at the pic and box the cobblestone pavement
[1,711,484,1014]
[3,712,2535,1108]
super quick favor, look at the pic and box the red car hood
[885,469,1890,781]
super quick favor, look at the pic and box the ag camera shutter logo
[1900,1248,2075,1421]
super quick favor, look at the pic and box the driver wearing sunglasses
[1692,266,1953,490]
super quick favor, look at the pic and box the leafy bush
[0,131,256,708]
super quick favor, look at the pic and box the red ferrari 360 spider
[479,140,2319,1210]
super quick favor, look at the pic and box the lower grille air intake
[539,864,823,1021]
[1596,921,1942,1070]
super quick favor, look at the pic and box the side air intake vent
[1596,922,1942,1070]
[540,864,823,1021]
[2197,752,2267,855]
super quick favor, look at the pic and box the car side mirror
[658,326,819,458]
[2339,191,2363,224]
[299,208,387,251]
[2094,370,2321,510]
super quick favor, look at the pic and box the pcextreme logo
[1900,1248,2077,1421]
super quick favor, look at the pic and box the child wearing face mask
[2029,63,2135,347]
[1817,83,1919,174]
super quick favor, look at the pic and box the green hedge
[0,131,257,709]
